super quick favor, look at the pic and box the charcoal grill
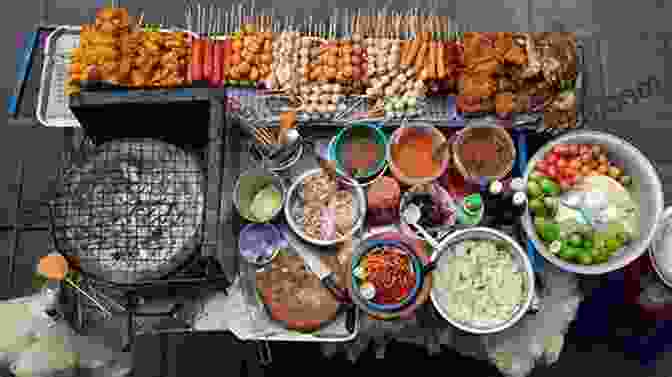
[50,139,205,286]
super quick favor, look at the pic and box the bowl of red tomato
[522,130,664,274]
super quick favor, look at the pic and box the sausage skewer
[402,9,422,67]
[203,5,215,81]
[185,5,193,83]
[190,4,205,82]
[221,10,232,87]
[211,8,225,87]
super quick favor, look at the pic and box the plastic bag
[482,262,582,377]
[0,289,132,377]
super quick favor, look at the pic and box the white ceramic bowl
[284,168,367,246]
[522,130,664,275]
[429,227,535,334]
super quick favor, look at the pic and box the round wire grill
[51,139,205,286]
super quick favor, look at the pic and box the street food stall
[3,3,667,377]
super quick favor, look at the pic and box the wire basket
[50,139,206,286]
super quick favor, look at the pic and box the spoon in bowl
[432,140,450,162]
[402,204,442,275]
[403,204,441,251]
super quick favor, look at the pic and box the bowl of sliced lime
[233,167,286,223]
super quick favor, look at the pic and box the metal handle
[345,304,357,334]
[255,341,272,366]
[9,27,42,118]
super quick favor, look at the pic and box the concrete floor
[2,0,672,375]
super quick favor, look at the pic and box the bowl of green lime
[522,131,663,275]
[234,167,286,223]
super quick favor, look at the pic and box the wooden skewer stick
[255,128,275,145]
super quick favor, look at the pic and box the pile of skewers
[67,4,579,129]
[67,8,191,94]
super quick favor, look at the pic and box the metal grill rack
[49,136,230,351]
[51,139,206,286]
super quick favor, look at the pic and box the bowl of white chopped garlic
[429,227,535,334]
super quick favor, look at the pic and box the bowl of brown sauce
[453,124,516,184]
[329,123,388,181]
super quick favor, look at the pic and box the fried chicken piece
[504,46,527,65]
[494,32,514,57]
[514,94,531,113]
[467,58,499,76]
[457,95,483,113]
[459,73,497,98]
[95,7,130,34]
[130,70,149,87]
[463,32,498,67]
[531,32,577,84]
[495,92,516,114]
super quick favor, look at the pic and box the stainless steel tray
[37,25,81,127]
[220,123,360,342]
[229,40,585,133]
[37,27,199,128]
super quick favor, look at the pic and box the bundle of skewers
[271,15,300,93]
[364,8,426,118]
[187,4,274,88]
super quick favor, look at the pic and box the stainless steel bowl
[522,130,664,275]
[429,227,535,334]
[650,207,672,288]
[284,168,367,246]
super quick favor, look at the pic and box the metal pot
[429,227,535,334]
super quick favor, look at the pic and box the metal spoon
[432,139,450,162]
[402,203,441,250]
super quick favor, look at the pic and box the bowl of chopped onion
[430,227,535,334]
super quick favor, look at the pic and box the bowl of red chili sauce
[453,124,516,184]
[351,239,423,312]
[329,124,388,180]
[387,123,451,186]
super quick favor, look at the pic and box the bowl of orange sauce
[387,123,451,186]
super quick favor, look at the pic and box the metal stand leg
[7,160,24,293]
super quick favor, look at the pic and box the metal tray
[220,123,360,342]
[227,40,584,132]
[37,27,199,127]
[37,25,81,127]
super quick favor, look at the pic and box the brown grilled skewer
[254,127,276,145]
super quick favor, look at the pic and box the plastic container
[238,223,283,265]
[387,123,451,186]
